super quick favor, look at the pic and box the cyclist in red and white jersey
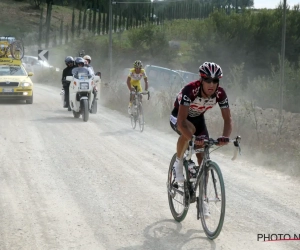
[170,62,232,183]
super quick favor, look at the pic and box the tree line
[20,0,254,47]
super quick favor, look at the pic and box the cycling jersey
[128,68,147,92]
[172,80,229,118]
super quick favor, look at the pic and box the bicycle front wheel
[167,153,189,222]
[10,40,24,59]
[130,104,137,129]
[138,102,144,132]
[199,161,225,240]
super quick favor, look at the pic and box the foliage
[127,24,173,63]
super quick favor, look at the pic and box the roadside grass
[100,82,300,177]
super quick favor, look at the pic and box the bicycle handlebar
[186,135,242,161]
[131,90,150,100]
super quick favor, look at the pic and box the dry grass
[101,83,300,177]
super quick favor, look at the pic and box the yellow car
[0,58,34,104]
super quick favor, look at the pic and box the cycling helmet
[199,62,223,79]
[65,56,74,65]
[83,55,91,61]
[75,57,85,66]
[133,60,143,68]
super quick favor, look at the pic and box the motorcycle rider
[61,56,75,111]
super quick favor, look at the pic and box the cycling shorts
[130,81,142,92]
[169,113,209,138]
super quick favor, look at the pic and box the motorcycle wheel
[81,99,89,122]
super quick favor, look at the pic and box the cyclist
[127,60,149,115]
[62,56,75,111]
[170,62,232,184]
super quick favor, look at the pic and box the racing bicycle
[167,135,241,239]
[130,87,150,132]
[0,36,24,59]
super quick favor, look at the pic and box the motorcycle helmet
[75,57,85,66]
[83,55,91,64]
[65,56,74,66]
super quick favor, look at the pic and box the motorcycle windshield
[72,67,93,80]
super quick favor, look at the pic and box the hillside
[0,0,75,41]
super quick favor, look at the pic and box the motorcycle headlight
[80,82,89,90]
[20,82,32,87]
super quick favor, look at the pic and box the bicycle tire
[167,153,190,222]
[138,102,144,132]
[199,161,225,240]
[10,40,24,59]
[130,113,136,129]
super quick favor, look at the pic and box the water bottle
[187,160,197,182]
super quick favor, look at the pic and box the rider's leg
[63,85,69,108]
[194,115,209,166]
[128,89,134,115]
[172,119,196,183]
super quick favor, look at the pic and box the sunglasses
[203,78,219,84]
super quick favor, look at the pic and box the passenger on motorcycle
[62,56,75,111]
[83,55,95,74]
[72,57,94,76]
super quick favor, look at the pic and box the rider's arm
[127,77,132,91]
[62,68,66,81]
[221,107,232,137]
[144,77,148,91]
[177,104,194,141]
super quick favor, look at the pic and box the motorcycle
[66,67,101,122]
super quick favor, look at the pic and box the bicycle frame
[185,139,217,194]
[184,136,241,193]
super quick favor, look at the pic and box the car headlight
[20,82,32,87]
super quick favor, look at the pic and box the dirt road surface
[0,84,299,250]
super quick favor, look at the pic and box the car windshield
[0,66,27,76]
[147,68,184,90]
[40,60,51,67]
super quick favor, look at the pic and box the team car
[0,58,34,104]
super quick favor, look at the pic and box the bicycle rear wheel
[198,161,225,239]
[138,102,144,132]
[10,40,24,59]
[167,153,190,222]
